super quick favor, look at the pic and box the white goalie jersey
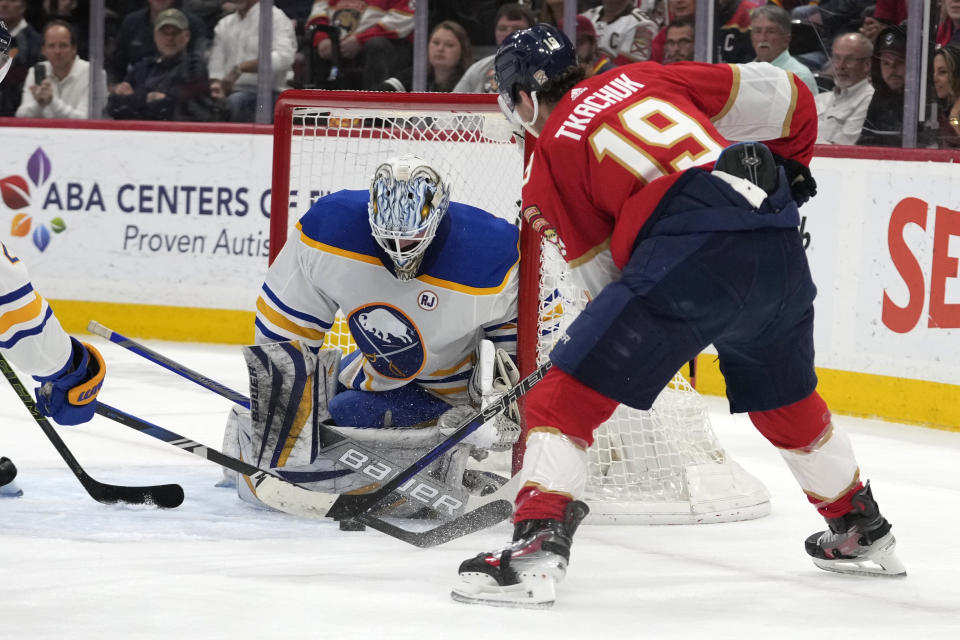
[0,242,72,377]
[255,190,519,402]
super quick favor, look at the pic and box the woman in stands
[426,20,472,92]
[932,44,960,148]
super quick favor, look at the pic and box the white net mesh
[277,96,769,524]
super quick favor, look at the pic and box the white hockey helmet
[368,154,450,281]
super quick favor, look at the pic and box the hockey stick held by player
[452,23,904,609]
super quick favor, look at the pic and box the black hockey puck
[339,519,366,532]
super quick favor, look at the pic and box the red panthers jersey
[522,61,816,297]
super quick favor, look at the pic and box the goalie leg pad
[242,342,340,469]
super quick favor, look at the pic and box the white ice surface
[1,340,958,639]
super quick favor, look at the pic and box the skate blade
[451,575,556,609]
[813,534,906,577]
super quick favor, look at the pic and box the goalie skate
[451,500,589,609]
[805,482,905,577]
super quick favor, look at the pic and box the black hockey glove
[773,154,818,206]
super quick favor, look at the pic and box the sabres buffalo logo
[347,303,425,380]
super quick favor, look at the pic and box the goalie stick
[0,353,184,508]
[91,321,504,519]
[93,401,514,547]
[87,322,550,522]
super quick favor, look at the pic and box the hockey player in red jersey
[451,23,904,609]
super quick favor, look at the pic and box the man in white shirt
[816,32,874,145]
[750,5,818,97]
[208,0,296,122]
[16,20,95,119]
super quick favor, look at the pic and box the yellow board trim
[693,353,960,432]
[47,299,255,344]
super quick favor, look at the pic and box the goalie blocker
[219,340,520,520]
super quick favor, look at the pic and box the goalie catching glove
[438,340,521,452]
[33,338,105,426]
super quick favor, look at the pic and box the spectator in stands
[932,44,960,148]
[0,0,41,116]
[16,21,101,119]
[307,1,414,91]
[717,0,762,63]
[750,5,818,95]
[662,16,695,63]
[425,20,472,92]
[538,0,605,26]
[650,0,694,63]
[109,0,208,86]
[816,32,874,145]
[208,0,297,122]
[182,1,226,38]
[938,0,960,47]
[454,3,534,94]
[562,15,617,77]
[861,0,907,42]
[582,0,660,65]
[106,8,219,122]
[857,24,906,147]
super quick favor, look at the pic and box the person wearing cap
[453,3,535,93]
[857,24,906,147]
[16,20,103,119]
[582,0,660,64]
[108,0,208,86]
[106,8,218,121]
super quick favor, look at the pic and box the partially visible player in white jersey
[581,0,662,65]
[1,20,107,496]
[219,154,521,516]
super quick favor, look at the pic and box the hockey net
[271,91,770,524]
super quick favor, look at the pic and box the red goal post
[269,90,771,524]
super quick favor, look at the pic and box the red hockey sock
[513,484,571,523]
[813,481,865,519]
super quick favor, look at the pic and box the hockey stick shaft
[87,321,249,408]
[89,321,548,522]
[324,360,553,520]
[93,401,511,546]
[90,322,493,516]
[0,353,184,508]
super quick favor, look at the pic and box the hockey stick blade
[96,402,518,546]
[0,354,184,508]
[324,361,553,521]
[91,325,488,521]
[356,499,514,548]
[94,401,510,546]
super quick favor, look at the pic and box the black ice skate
[805,482,905,577]
[0,456,23,498]
[451,500,589,609]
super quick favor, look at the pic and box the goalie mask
[368,154,450,281]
